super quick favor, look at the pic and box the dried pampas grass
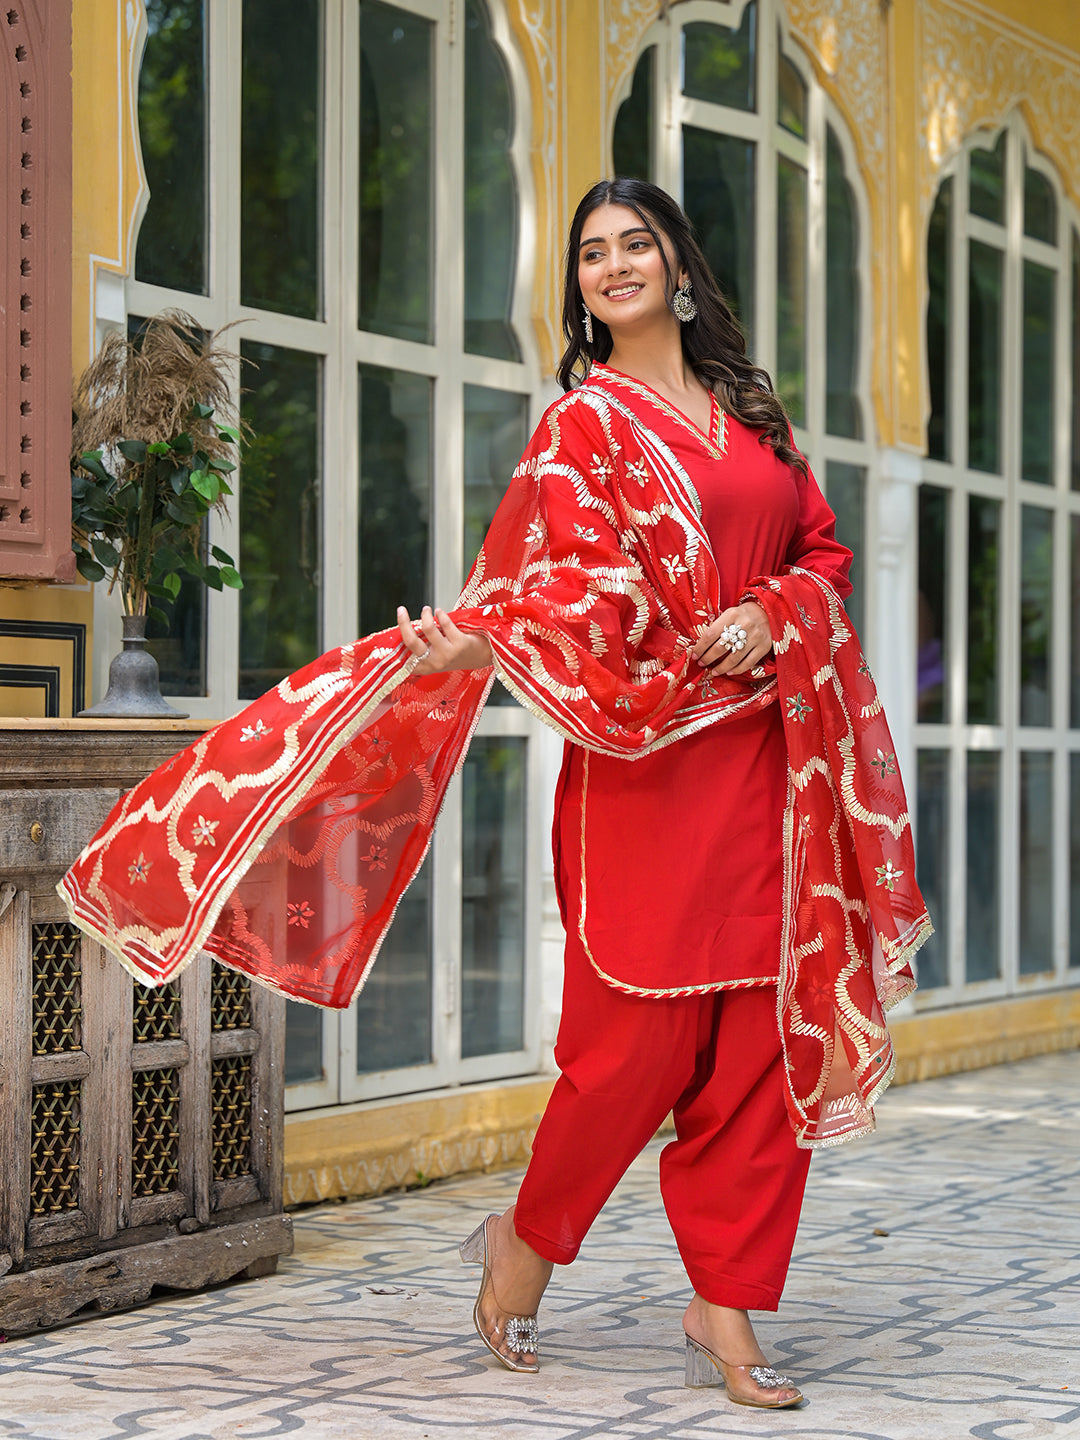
[71,310,240,465]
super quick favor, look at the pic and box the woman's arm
[786,462,853,600]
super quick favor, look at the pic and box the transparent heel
[459,1213,541,1373]
[459,1220,487,1265]
[685,1337,724,1388]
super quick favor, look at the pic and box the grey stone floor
[0,1051,1077,1440]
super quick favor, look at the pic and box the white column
[874,445,922,795]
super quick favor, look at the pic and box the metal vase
[77,614,189,719]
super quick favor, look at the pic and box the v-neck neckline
[589,363,725,455]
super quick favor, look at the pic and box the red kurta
[553,369,852,994]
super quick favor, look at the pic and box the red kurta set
[60,363,930,1313]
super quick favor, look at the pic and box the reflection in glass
[776,158,807,425]
[683,128,755,341]
[1023,166,1056,243]
[1071,516,1080,727]
[968,240,1003,473]
[146,563,207,696]
[1072,234,1080,492]
[356,856,432,1073]
[1019,752,1053,975]
[967,495,1000,724]
[965,750,1000,983]
[285,1001,324,1085]
[358,366,432,635]
[825,463,864,639]
[464,0,520,360]
[917,485,948,722]
[968,133,1005,224]
[1020,506,1052,726]
[1071,754,1080,968]
[915,749,949,989]
[682,4,756,111]
[136,0,208,293]
[777,51,806,137]
[359,1,433,343]
[926,179,952,462]
[241,0,321,317]
[239,344,321,700]
[613,47,654,181]
[825,127,862,439]
[461,738,527,1058]
[1022,262,1055,485]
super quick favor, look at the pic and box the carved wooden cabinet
[0,722,292,1334]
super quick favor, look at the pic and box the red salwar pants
[514,936,811,1311]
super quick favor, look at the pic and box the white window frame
[117,0,549,1110]
[613,0,878,651]
[915,113,1080,1009]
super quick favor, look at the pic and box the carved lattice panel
[31,921,82,1055]
[211,964,251,1031]
[131,1067,181,1198]
[132,980,182,1043]
[30,1080,81,1214]
[211,1056,252,1180]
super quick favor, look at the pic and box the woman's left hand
[692,601,773,676]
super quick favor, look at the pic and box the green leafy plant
[70,311,245,622]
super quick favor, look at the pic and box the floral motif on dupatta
[59,366,928,1146]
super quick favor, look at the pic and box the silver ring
[720,624,747,653]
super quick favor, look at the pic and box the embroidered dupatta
[60,366,930,1147]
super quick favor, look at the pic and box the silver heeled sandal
[684,1335,804,1408]
[459,1214,540,1374]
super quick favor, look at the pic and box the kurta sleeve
[785,461,853,601]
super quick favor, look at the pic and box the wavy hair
[556,177,806,476]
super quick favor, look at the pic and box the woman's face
[576,203,685,337]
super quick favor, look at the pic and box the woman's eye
[583,249,603,262]
[628,239,650,251]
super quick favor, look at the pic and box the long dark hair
[556,177,806,475]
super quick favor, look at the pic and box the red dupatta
[60,366,930,1147]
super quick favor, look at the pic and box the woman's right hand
[397,605,494,675]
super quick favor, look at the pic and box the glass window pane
[464,0,520,361]
[1020,505,1053,727]
[966,750,1000,982]
[136,0,208,293]
[461,737,527,1058]
[926,179,952,462]
[1071,515,1080,728]
[825,126,863,441]
[1019,752,1054,975]
[967,494,1000,724]
[825,462,864,638]
[356,855,432,1073]
[968,240,1003,473]
[1022,261,1055,485]
[358,366,432,636]
[613,46,654,181]
[969,133,1004,224]
[915,749,949,989]
[682,5,756,111]
[285,1001,324,1085]
[918,484,948,723]
[239,344,322,700]
[241,0,321,318]
[1023,166,1056,243]
[777,51,806,137]
[1071,754,1080,967]
[776,158,807,425]
[682,127,755,343]
[1071,233,1080,492]
[359,1,433,344]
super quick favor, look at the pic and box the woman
[61,180,928,1410]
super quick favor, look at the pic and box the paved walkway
[0,1051,1077,1440]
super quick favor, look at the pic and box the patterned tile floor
[1,1051,1078,1440]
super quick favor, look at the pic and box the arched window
[916,117,1080,1000]
[612,0,872,636]
[127,0,543,1108]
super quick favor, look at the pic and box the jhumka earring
[672,283,698,322]
[582,306,595,344]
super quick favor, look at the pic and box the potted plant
[70,311,244,717]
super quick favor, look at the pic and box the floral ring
[720,624,748,653]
